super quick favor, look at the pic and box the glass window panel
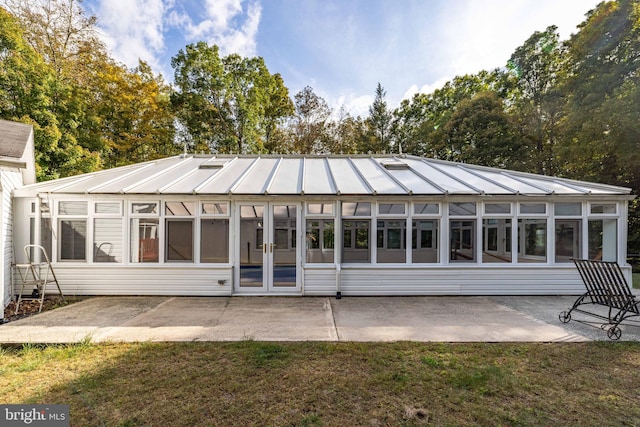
[58,201,87,216]
[130,218,159,262]
[520,203,546,214]
[342,202,371,216]
[449,202,476,216]
[307,228,320,249]
[308,203,334,215]
[588,219,617,262]
[132,202,158,215]
[59,220,86,261]
[482,219,512,263]
[484,203,511,214]
[590,203,616,214]
[555,219,582,262]
[518,219,547,262]
[323,222,335,249]
[166,220,193,261]
[202,202,228,215]
[165,202,195,216]
[377,219,406,263]
[412,220,439,261]
[414,203,439,215]
[94,218,122,262]
[241,205,264,218]
[555,203,582,216]
[342,220,370,262]
[95,202,121,214]
[378,203,405,215]
[449,220,475,262]
[200,219,229,263]
[306,219,334,263]
[274,205,296,218]
[30,217,53,261]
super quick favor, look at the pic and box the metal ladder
[14,244,64,314]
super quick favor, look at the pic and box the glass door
[271,204,298,289]
[239,204,266,290]
[237,203,300,293]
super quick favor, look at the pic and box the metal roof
[13,154,633,197]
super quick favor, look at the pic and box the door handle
[263,244,267,254]
[270,243,276,253]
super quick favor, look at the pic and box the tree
[393,70,505,159]
[557,0,640,185]
[507,25,564,174]
[171,42,293,154]
[0,6,99,180]
[2,0,103,79]
[364,82,392,153]
[290,86,331,154]
[89,60,178,167]
[440,91,523,169]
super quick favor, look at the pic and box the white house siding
[303,267,338,295]
[1,168,24,308]
[50,265,233,296]
[331,265,616,296]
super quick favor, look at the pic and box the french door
[236,203,300,294]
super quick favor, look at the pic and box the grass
[634,273,640,289]
[1,341,639,426]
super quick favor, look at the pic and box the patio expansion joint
[325,298,340,341]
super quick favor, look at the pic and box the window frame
[56,200,88,262]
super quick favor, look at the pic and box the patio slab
[1,295,638,344]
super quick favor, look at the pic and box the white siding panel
[303,267,337,295]
[2,169,24,307]
[335,265,608,296]
[50,265,233,296]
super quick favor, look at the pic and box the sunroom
[11,154,634,297]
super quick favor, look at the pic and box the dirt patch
[2,297,80,324]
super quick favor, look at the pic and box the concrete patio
[1,295,639,344]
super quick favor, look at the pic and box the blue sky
[83,0,600,116]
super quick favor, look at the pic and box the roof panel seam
[501,171,552,194]
[370,157,411,194]
[421,159,482,194]
[121,157,189,193]
[264,157,283,194]
[228,157,261,194]
[297,158,304,194]
[398,159,447,194]
[551,179,590,194]
[345,157,375,195]
[157,163,204,193]
[193,156,239,193]
[323,157,338,195]
[86,162,158,193]
[456,164,518,194]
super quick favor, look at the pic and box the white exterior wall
[10,195,634,298]
[1,168,25,312]
[50,266,233,296]
[302,265,621,296]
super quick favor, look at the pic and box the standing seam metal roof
[13,154,633,197]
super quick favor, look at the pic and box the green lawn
[634,273,640,289]
[2,341,640,426]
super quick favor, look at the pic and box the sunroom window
[58,201,87,261]
[130,201,159,263]
[449,202,476,262]
[342,202,371,263]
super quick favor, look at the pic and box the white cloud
[333,94,373,119]
[402,76,451,101]
[94,0,167,69]
[171,0,262,57]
